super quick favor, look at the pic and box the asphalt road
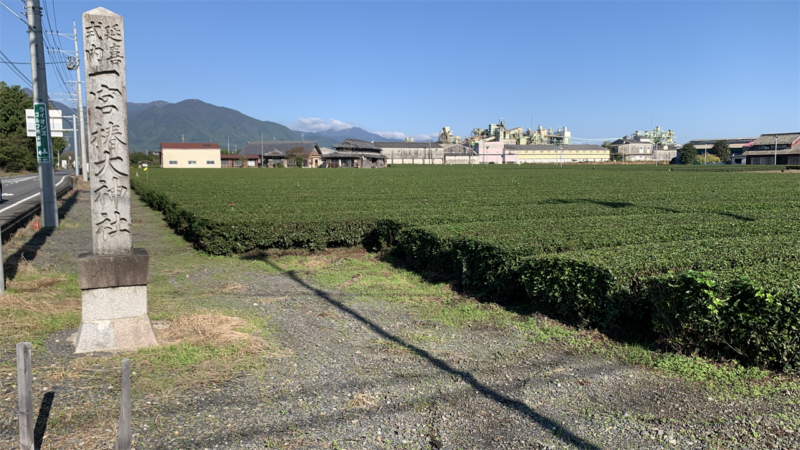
[0,170,74,228]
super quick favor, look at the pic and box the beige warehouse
[159,143,221,168]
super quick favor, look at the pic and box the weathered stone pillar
[75,7,156,353]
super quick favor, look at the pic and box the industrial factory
[432,119,607,164]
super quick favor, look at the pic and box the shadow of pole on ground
[264,260,602,450]
[34,391,55,450]
[3,191,79,280]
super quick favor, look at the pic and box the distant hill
[128,100,169,118]
[127,99,300,153]
[301,127,402,143]
[20,91,395,153]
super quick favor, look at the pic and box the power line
[39,1,73,106]
[0,50,32,86]
[0,0,26,24]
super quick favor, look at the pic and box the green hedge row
[393,229,800,371]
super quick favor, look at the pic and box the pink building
[472,140,518,164]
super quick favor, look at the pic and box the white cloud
[411,133,439,142]
[375,131,406,140]
[375,131,439,142]
[294,117,353,132]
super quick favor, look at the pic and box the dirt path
[0,189,798,449]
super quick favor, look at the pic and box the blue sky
[2,1,798,143]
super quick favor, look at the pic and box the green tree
[0,82,37,172]
[129,151,156,165]
[285,146,306,168]
[710,140,731,163]
[678,143,697,165]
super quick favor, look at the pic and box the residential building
[221,154,260,168]
[159,143,221,168]
[742,133,800,165]
[610,136,678,162]
[326,139,387,168]
[240,141,322,167]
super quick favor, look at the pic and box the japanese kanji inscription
[83,7,131,255]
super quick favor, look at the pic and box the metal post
[16,342,34,450]
[774,135,778,165]
[26,0,58,228]
[118,359,132,450]
[73,22,88,182]
[72,115,79,176]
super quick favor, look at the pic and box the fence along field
[131,165,800,371]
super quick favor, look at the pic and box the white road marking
[0,175,70,214]
[2,193,14,197]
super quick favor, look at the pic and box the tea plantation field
[132,165,800,370]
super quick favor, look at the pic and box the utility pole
[72,114,79,176]
[261,133,264,168]
[26,0,58,227]
[72,22,88,182]
[654,142,658,167]
[774,135,778,165]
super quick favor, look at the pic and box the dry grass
[2,214,41,253]
[339,273,362,288]
[6,275,65,292]
[0,281,80,345]
[347,392,379,410]
[156,312,270,356]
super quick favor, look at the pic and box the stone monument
[75,7,157,353]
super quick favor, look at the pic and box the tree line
[0,82,70,172]
[678,140,731,165]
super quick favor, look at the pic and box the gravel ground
[1,189,799,449]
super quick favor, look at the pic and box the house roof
[687,138,757,144]
[160,142,221,150]
[373,142,444,149]
[742,148,800,156]
[332,139,382,151]
[322,151,386,159]
[610,138,651,146]
[221,154,259,160]
[506,145,609,151]
[750,133,800,147]
[241,141,320,156]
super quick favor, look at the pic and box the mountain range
[126,100,403,151]
[294,127,398,143]
[127,99,311,152]
[23,92,401,152]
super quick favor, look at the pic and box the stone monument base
[74,249,157,353]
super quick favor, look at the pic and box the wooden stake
[117,359,131,450]
[16,342,33,450]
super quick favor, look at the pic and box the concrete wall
[161,149,221,168]
[518,149,610,163]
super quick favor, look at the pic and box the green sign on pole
[34,103,51,164]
